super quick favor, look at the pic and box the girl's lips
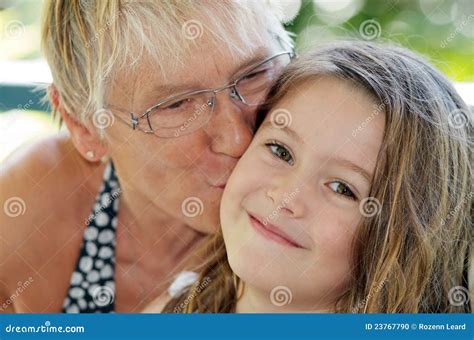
[248,213,304,249]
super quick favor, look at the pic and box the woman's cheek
[229,146,274,190]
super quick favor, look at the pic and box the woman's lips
[248,213,304,249]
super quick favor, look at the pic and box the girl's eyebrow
[260,121,304,144]
[330,156,372,184]
[261,121,372,183]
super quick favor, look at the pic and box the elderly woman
[0,0,294,312]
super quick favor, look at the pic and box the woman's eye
[163,98,192,110]
[266,142,294,165]
[328,181,357,200]
[240,68,271,83]
[242,69,267,80]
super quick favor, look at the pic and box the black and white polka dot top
[62,162,120,313]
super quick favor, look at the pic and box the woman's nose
[207,92,255,158]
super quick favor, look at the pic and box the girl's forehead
[267,77,384,164]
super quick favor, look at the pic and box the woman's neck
[118,188,206,259]
[235,283,335,313]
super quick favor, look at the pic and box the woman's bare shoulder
[0,133,105,279]
[1,132,80,186]
[0,132,101,213]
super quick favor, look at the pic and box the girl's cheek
[309,210,360,254]
[224,151,264,200]
[233,147,277,185]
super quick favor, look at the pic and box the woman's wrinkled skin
[0,30,282,312]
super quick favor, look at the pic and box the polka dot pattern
[62,162,120,313]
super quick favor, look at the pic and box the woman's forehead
[111,37,279,110]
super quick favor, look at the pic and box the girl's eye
[265,142,294,165]
[328,181,357,200]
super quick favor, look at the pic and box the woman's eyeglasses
[108,50,295,138]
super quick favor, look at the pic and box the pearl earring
[86,150,95,159]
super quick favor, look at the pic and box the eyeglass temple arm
[104,104,139,130]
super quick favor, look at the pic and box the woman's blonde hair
[163,40,473,313]
[41,0,292,123]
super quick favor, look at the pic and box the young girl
[147,41,473,313]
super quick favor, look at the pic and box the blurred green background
[1,0,472,80]
[0,0,473,161]
[290,0,473,81]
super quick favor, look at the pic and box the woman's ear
[48,85,108,163]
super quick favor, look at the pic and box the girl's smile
[247,212,308,249]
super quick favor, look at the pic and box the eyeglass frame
[106,49,296,136]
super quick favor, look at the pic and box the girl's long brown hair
[163,41,473,313]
